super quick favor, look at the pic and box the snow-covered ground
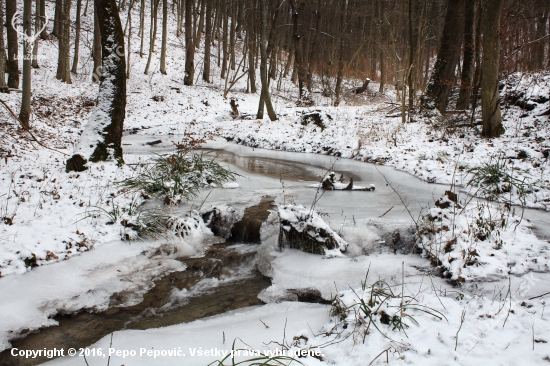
[1,1,549,365]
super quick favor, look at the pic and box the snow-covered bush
[328,271,446,346]
[416,192,549,282]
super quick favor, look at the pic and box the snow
[0,0,549,364]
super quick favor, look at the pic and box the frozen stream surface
[2,136,549,366]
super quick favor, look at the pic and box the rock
[278,204,348,255]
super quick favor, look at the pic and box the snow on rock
[278,204,348,255]
[222,182,240,189]
[307,171,376,191]
[200,204,244,239]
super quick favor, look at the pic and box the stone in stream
[278,204,348,256]
[320,172,375,191]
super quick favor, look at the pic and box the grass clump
[119,147,238,205]
[466,157,531,205]
[329,269,446,344]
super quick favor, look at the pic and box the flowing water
[3,137,550,365]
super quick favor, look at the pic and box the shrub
[119,147,238,205]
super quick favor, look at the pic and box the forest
[0,0,549,365]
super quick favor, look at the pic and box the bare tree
[456,0,477,110]
[160,0,168,74]
[71,0,83,73]
[19,0,32,127]
[144,0,160,75]
[257,0,277,120]
[421,0,465,112]
[481,0,505,138]
[32,0,41,68]
[93,5,102,82]
[67,0,127,171]
[0,0,8,93]
[6,0,19,89]
[56,0,72,83]
[184,0,195,85]
[40,0,48,39]
[203,0,212,82]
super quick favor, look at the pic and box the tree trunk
[32,0,41,68]
[257,0,277,121]
[67,0,126,172]
[160,0,168,74]
[40,0,48,39]
[203,0,212,82]
[220,8,228,78]
[532,1,548,71]
[456,0,476,109]
[481,0,505,138]
[0,0,8,93]
[334,0,347,107]
[289,0,308,104]
[52,0,62,37]
[83,0,89,16]
[184,0,195,85]
[247,1,256,93]
[6,0,19,89]
[71,0,83,73]
[307,1,320,91]
[421,0,465,112]
[127,0,133,78]
[19,0,32,127]
[57,0,72,83]
[139,0,145,56]
[407,0,422,112]
[229,0,236,70]
[144,0,159,74]
[93,7,102,82]
[195,0,205,47]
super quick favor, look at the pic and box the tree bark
[52,0,62,37]
[93,6,102,82]
[6,0,19,89]
[184,0,195,85]
[421,0,465,112]
[144,0,160,74]
[257,0,277,121]
[160,0,168,74]
[0,0,8,93]
[456,0,476,109]
[407,0,422,112]
[40,0,48,39]
[481,0,505,138]
[289,0,308,104]
[139,0,145,56]
[32,0,41,68]
[247,0,256,93]
[203,0,212,82]
[127,0,133,78]
[61,0,72,82]
[67,0,126,171]
[19,0,32,128]
[195,0,205,47]
[71,0,83,73]
[220,7,228,78]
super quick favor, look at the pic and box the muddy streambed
[0,197,274,366]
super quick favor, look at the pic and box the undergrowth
[119,147,237,205]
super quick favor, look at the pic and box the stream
[2,136,549,365]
